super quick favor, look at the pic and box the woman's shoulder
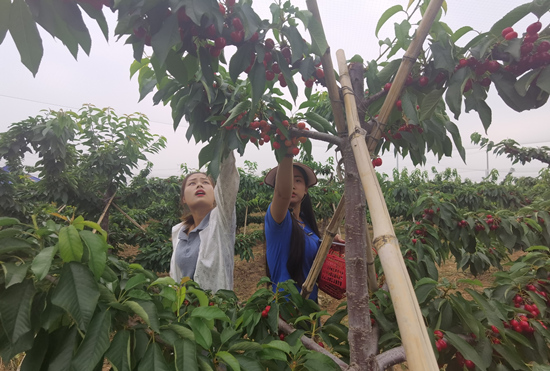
[172,222,186,234]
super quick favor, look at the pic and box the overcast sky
[1,0,548,181]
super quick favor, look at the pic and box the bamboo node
[373,234,397,250]
[340,86,355,97]
[402,54,417,62]
[348,126,367,141]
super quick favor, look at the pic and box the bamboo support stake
[337,50,438,371]
[94,192,116,234]
[365,231,378,293]
[366,0,445,152]
[301,195,346,298]
[111,203,147,233]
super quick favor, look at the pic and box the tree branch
[287,127,342,146]
[278,318,350,370]
[375,346,406,370]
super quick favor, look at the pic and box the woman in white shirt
[169,151,239,293]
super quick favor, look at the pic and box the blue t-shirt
[265,204,320,302]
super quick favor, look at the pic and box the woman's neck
[291,204,302,221]
[189,206,211,231]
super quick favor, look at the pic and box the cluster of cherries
[501,21,550,76]
[221,112,308,156]
[434,330,475,369]
[260,305,271,318]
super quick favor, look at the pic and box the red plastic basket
[318,242,346,299]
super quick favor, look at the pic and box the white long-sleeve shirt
[169,151,239,292]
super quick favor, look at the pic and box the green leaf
[443,121,466,162]
[71,310,111,371]
[250,61,266,111]
[489,3,530,37]
[234,355,264,371]
[58,225,84,263]
[491,72,541,112]
[536,66,550,94]
[174,338,198,371]
[137,342,171,371]
[229,42,254,82]
[375,5,403,37]
[2,262,28,288]
[263,340,290,354]
[167,324,195,341]
[151,14,181,67]
[303,351,340,371]
[430,40,454,73]
[19,329,48,371]
[305,112,337,135]
[0,0,10,43]
[465,289,505,332]
[307,14,329,56]
[0,217,19,227]
[188,317,213,350]
[0,279,35,344]
[445,67,468,119]
[451,26,474,43]
[492,343,530,371]
[190,306,230,322]
[8,0,43,76]
[216,351,240,371]
[150,276,176,287]
[124,273,148,291]
[228,341,263,352]
[420,89,444,121]
[126,300,160,333]
[445,332,488,370]
[105,330,132,371]
[282,25,307,63]
[80,230,107,280]
[130,58,150,79]
[51,262,99,332]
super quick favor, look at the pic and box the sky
[0,0,549,181]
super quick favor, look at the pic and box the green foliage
[0,105,166,221]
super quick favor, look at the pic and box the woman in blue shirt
[264,153,322,301]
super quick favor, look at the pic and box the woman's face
[290,167,308,207]
[182,173,215,211]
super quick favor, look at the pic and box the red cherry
[271,63,281,74]
[232,17,243,31]
[210,47,222,58]
[281,47,291,59]
[434,330,444,339]
[266,70,275,81]
[291,147,300,156]
[215,37,226,49]
[525,33,539,43]
[491,325,499,334]
[538,41,550,52]
[218,2,225,15]
[263,134,270,142]
[279,333,285,340]
[487,60,500,73]
[501,27,514,37]
[206,24,217,39]
[480,77,491,87]
[272,141,281,149]
[463,79,473,93]
[278,73,287,87]
[374,157,382,167]
[527,21,542,35]
[315,68,324,79]
[249,32,259,42]
[265,38,275,50]
[133,27,146,39]
[418,76,429,87]
[318,342,324,348]
[383,82,392,92]
[405,75,413,85]
[226,0,235,6]
[464,360,475,369]
[305,79,314,88]
[412,238,417,244]
[458,58,468,68]
[177,8,191,23]
[505,31,518,40]
[297,122,306,130]
[261,310,268,318]
[396,100,402,111]
[435,72,446,83]
[230,30,244,43]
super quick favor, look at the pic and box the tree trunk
[342,138,378,368]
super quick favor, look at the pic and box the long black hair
[266,166,321,287]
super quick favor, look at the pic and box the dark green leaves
[151,14,181,67]
[174,338,198,371]
[0,0,10,43]
[250,61,267,110]
[79,230,107,280]
[71,310,111,371]
[0,280,36,344]
[445,332,488,370]
[51,262,99,331]
[8,0,43,76]
[375,5,403,37]
[137,342,171,371]
[105,330,132,371]
[58,225,83,263]
[445,67,468,119]
[489,3,530,37]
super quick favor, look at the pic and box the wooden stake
[301,195,345,299]
[367,0,445,152]
[94,192,116,234]
[337,49,438,371]
[111,203,147,233]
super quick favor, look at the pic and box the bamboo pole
[94,192,116,234]
[301,195,346,298]
[337,50,438,371]
[366,0,445,152]
[111,202,147,233]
